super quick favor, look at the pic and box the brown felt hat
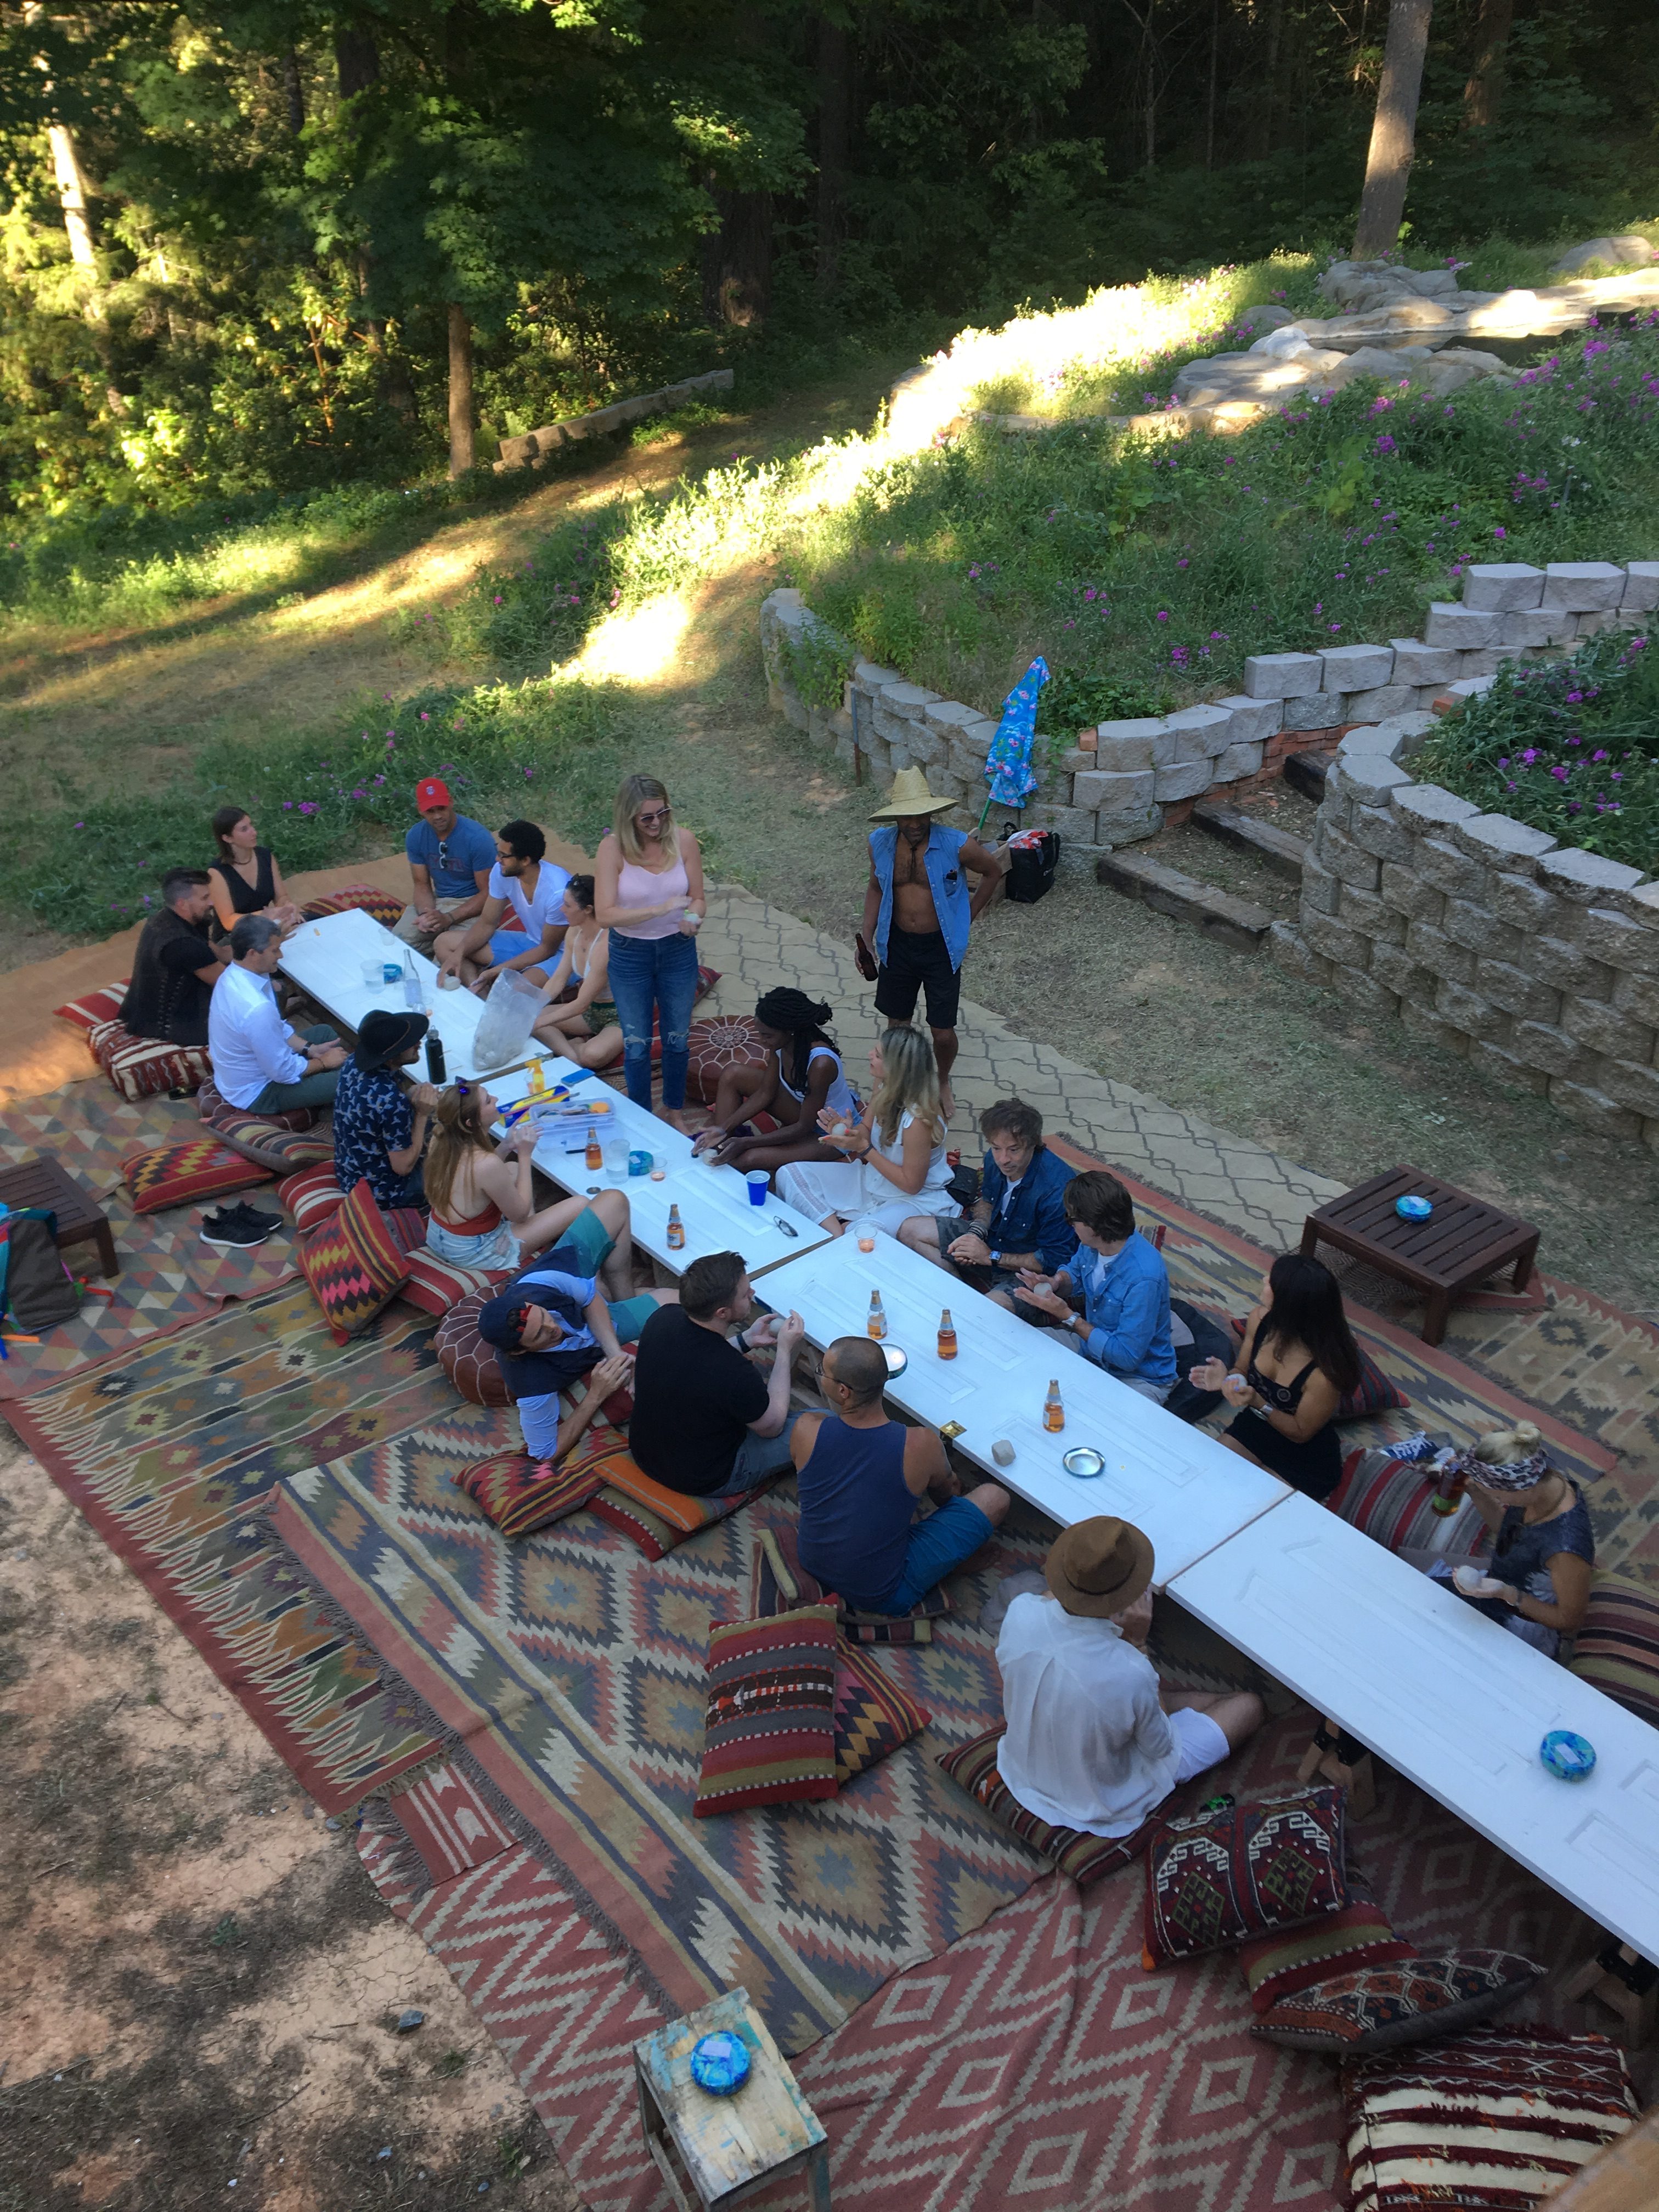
[1045,1515,1155,1619]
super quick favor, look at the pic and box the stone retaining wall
[761,558,1657,865]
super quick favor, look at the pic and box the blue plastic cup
[746,1170,769,1207]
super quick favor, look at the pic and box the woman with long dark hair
[527,876,626,1069]
[208,805,302,934]
[691,988,861,1176]
[1190,1252,1362,1500]
[776,1024,955,1238]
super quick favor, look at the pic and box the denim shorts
[880,1495,995,1615]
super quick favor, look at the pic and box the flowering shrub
[1412,629,1659,871]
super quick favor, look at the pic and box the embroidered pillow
[1255,1949,1544,2055]
[297,1177,411,1342]
[452,1451,608,1540]
[1239,1864,1414,2014]
[686,1014,768,1105]
[834,1642,929,1785]
[89,1019,211,1102]
[1568,1573,1659,1728]
[277,1164,346,1236]
[694,1604,840,1816]
[1342,2023,1637,2212]
[936,1724,1163,1888]
[1143,1786,1350,1968]
[122,1136,272,1215]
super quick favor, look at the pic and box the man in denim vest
[861,768,1007,1114]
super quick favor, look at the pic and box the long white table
[756,1229,1289,1585]
[279,908,539,1086]
[1167,1492,1659,1965]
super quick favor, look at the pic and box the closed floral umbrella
[978,656,1049,833]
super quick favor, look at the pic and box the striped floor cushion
[277,1164,346,1234]
[297,1177,411,1341]
[936,1725,1161,1888]
[399,1249,506,1318]
[1568,1573,1659,1727]
[198,1080,330,1171]
[588,1457,772,1560]
[1327,1447,1486,1559]
[1341,2024,1637,2211]
[453,1451,608,1540]
[1256,1949,1543,2056]
[749,1515,952,1644]
[1240,1861,1413,2014]
[88,1018,212,1102]
[122,1135,272,1215]
[694,1604,840,1816]
[54,979,129,1032]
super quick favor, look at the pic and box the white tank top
[778,1043,859,1123]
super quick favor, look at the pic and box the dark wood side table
[0,1156,120,1279]
[1300,1166,1537,1347]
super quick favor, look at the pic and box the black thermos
[425,1032,447,1085]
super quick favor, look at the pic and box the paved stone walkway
[699,886,1345,1250]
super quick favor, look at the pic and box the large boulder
[1549,235,1656,277]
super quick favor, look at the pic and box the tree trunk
[1352,0,1433,259]
[335,22,381,99]
[283,48,306,134]
[47,122,96,267]
[1205,0,1218,169]
[448,305,475,475]
[816,15,849,292]
[1463,0,1511,128]
[1254,0,1284,156]
[701,188,774,327]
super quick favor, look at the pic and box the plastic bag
[471,968,543,1070]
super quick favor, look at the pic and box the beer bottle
[665,1204,685,1251]
[1043,1378,1065,1433]
[937,1307,957,1360]
[867,1291,887,1341]
[585,1124,602,1171]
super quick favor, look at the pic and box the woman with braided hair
[691,988,862,1177]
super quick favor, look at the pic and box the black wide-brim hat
[354,1008,430,1070]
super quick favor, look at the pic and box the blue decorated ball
[1539,1729,1596,1780]
[690,2030,751,2096]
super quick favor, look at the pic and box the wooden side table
[0,1157,120,1280]
[1301,1166,1537,1347]
[635,1988,830,2211]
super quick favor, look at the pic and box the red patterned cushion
[1239,1864,1413,2013]
[1568,1573,1659,1728]
[54,979,129,1033]
[400,1248,506,1318]
[588,1470,761,1561]
[1255,1949,1544,2055]
[694,1604,840,1816]
[300,883,406,928]
[453,1451,607,1539]
[1341,2024,1637,2212]
[749,1515,951,1644]
[436,1293,510,1406]
[198,1079,330,1171]
[121,1136,272,1215]
[685,1014,767,1105]
[1327,1447,1486,1558]
[277,1164,346,1235]
[936,1724,1160,1888]
[834,1642,929,1785]
[88,1018,212,1102]
[198,1077,314,1136]
[297,1177,410,1342]
[1144,1786,1350,1968]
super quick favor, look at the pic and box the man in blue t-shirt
[394,775,498,952]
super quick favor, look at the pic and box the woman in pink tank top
[593,774,707,1124]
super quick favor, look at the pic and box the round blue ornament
[690,2032,751,2096]
[1396,1195,1434,1222]
[1540,1729,1596,1780]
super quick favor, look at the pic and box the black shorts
[874,928,961,1030]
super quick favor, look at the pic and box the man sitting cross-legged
[899,1096,1075,1296]
[628,1250,807,1499]
[477,1203,675,1463]
[207,916,349,1111]
[792,1335,1009,1617]
[1000,1169,1178,1404]
[123,867,229,1047]
[997,1516,1263,1839]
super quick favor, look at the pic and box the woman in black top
[209,804,302,935]
[1190,1253,1362,1501]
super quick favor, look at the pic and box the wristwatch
[1070,1312,1090,1337]
[988,1249,1002,1268]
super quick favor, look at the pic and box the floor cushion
[400,1248,507,1318]
[453,1452,608,1541]
[936,1724,1163,1888]
[1255,1949,1544,2056]
[121,1135,273,1215]
[436,1293,511,1407]
[1240,1862,1414,2014]
[88,1017,212,1102]
[1327,1446,1486,1559]
[588,1458,771,1561]
[297,1177,411,1342]
[834,1641,930,1786]
[1341,2024,1637,2212]
[750,1517,952,1644]
[694,1603,840,1817]
[1144,1785,1351,1968]
[53,979,129,1032]
[198,1080,331,1171]
[686,1014,768,1105]
[1568,1573,1659,1726]
[277,1165,346,1235]
[301,883,407,929]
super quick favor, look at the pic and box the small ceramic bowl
[1062,1446,1106,1479]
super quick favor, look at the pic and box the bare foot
[939,1082,955,1119]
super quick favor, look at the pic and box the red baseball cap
[415,777,452,810]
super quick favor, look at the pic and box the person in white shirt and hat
[860,768,1007,1116]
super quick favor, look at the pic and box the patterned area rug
[357,1706,1611,2212]
[1,1285,471,1812]
[271,1441,1058,2057]
[0,1087,297,1397]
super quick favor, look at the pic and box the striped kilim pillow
[834,1641,929,1785]
[1239,1861,1413,2013]
[588,1468,760,1561]
[1327,1448,1485,1559]
[1256,1949,1543,2056]
[1569,1573,1659,1726]
[54,979,129,1033]
[298,1177,410,1342]
[277,1165,346,1235]
[400,1248,506,1318]
[452,1452,608,1540]
[1341,2023,1638,2211]
[198,1080,329,1171]
[936,1724,1161,1888]
[122,1135,272,1215]
[694,1603,840,1816]
[89,1018,212,1102]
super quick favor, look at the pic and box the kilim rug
[0,1284,478,1811]
[270,1441,1059,2057]
[0,1086,297,1397]
[356,1706,1612,2212]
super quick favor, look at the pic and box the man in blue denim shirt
[1011,1170,1177,1402]
[901,1097,1075,1294]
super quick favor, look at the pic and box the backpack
[0,1206,82,1333]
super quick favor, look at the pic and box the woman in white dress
[776,1025,956,1238]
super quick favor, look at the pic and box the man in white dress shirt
[996,1516,1263,1838]
[208,917,348,1111]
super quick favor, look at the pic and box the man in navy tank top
[790,1336,1009,1615]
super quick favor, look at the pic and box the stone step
[1093,850,1277,952]
[1283,748,1336,805]
[1190,802,1308,883]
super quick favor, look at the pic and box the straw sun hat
[1045,1515,1156,1619]
[869,766,958,821]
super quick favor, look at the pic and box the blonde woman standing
[592,775,706,1126]
[776,1025,956,1238]
[424,1081,633,1287]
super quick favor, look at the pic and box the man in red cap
[395,776,498,954]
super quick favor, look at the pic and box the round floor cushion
[437,1292,510,1407]
[685,1014,766,1105]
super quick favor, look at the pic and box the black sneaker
[200,1209,276,1249]
[229,1199,285,1234]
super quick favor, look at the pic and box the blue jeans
[607,929,698,1110]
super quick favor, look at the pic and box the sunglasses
[636,806,671,825]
